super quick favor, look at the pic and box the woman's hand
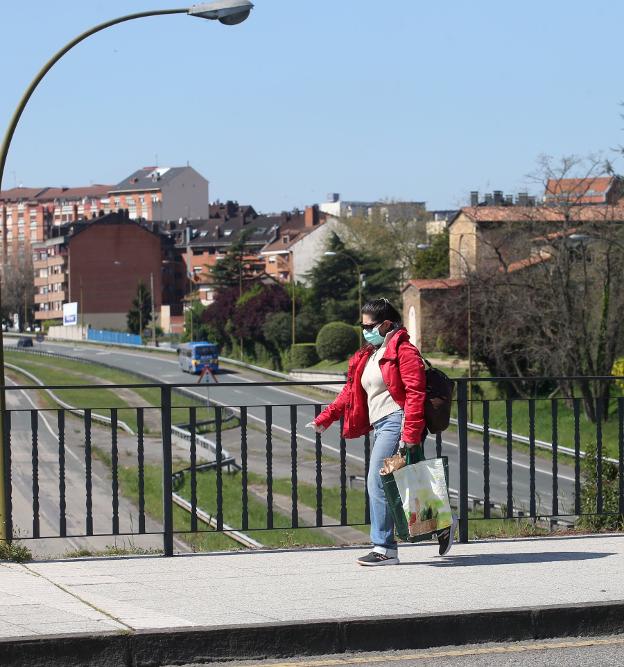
[305,421,325,434]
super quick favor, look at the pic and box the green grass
[306,359,349,373]
[118,464,337,550]
[455,392,623,459]
[5,351,228,434]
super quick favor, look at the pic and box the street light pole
[0,1,255,543]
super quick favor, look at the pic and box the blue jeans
[367,410,403,554]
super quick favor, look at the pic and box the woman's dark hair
[361,298,402,325]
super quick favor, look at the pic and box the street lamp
[0,1,255,543]
[324,251,364,343]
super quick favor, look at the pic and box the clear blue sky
[1,0,622,213]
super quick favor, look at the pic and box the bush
[577,441,624,532]
[289,344,319,369]
[263,312,293,350]
[613,358,624,392]
[316,322,359,362]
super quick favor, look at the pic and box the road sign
[62,302,78,326]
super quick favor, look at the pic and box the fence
[1,376,623,556]
[87,329,142,346]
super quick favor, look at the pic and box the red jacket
[315,328,427,443]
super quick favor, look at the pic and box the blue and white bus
[178,342,219,375]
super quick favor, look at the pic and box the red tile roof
[0,187,48,201]
[545,177,614,204]
[504,251,552,273]
[455,204,624,224]
[403,278,466,292]
[0,185,112,203]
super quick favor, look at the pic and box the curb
[2,600,624,666]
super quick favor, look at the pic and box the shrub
[289,344,319,369]
[613,358,624,392]
[577,441,624,532]
[316,322,359,362]
[263,312,293,351]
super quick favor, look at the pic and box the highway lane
[5,340,577,518]
[6,375,166,557]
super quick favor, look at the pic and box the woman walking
[308,298,456,565]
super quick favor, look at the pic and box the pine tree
[126,281,152,336]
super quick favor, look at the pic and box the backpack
[422,358,455,434]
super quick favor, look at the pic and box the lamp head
[188,0,254,25]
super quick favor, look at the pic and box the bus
[177,342,219,375]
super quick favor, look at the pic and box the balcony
[34,309,63,321]
[34,291,66,305]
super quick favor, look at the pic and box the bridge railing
[1,376,623,556]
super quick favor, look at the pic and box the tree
[1,252,34,330]
[337,202,429,285]
[442,155,624,421]
[306,233,400,324]
[126,281,152,336]
[208,229,256,289]
[411,232,450,279]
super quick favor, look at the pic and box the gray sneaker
[357,551,399,566]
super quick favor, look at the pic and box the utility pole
[467,277,473,423]
[150,272,156,347]
[290,251,296,346]
[79,277,84,332]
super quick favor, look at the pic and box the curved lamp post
[0,0,254,543]
[324,250,364,343]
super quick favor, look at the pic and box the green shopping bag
[381,447,452,543]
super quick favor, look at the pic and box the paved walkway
[0,533,623,640]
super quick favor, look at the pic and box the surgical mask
[363,325,385,346]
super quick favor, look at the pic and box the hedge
[289,343,319,369]
[316,322,359,362]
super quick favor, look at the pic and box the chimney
[470,191,479,207]
[328,193,340,203]
[305,205,319,227]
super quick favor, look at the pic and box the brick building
[32,212,184,329]
[0,185,111,259]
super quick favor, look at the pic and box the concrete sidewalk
[1,534,624,666]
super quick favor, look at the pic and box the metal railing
[1,376,623,556]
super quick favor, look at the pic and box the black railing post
[160,385,174,557]
[457,379,469,544]
[2,412,12,543]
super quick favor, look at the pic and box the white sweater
[360,338,401,425]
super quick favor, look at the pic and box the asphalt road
[181,635,624,667]
[5,375,165,557]
[4,339,577,523]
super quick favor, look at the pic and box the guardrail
[1,376,622,556]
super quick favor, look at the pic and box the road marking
[27,343,577,479]
[233,636,624,666]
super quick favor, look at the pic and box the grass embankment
[117,460,551,550]
[117,464,354,550]
[5,351,222,433]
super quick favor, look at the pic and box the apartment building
[32,212,184,328]
[109,166,209,222]
[0,185,111,259]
